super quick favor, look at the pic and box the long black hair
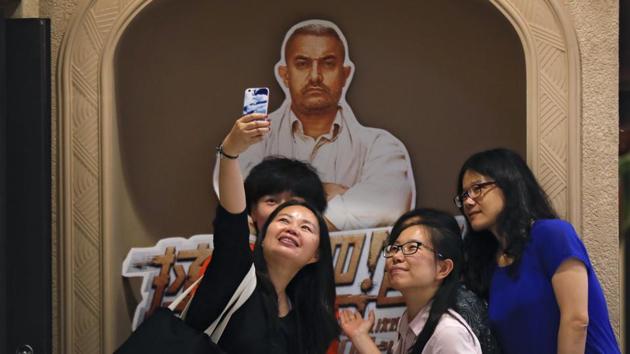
[254,199,339,354]
[456,148,557,299]
[387,208,464,354]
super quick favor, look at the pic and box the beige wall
[9,0,39,17]
[565,0,621,341]
[11,0,621,351]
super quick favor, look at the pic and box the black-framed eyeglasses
[383,241,443,258]
[453,181,496,208]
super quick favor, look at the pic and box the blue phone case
[243,87,269,115]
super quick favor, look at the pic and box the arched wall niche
[115,1,527,240]
[56,0,588,353]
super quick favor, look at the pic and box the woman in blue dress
[454,148,619,354]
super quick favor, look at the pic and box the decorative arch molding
[55,0,582,352]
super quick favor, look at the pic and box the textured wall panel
[54,0,621,352]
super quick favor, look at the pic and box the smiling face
[385,225,442,292]
[262,205,320,268]
[461,170,506,235]
[279,34,351,116]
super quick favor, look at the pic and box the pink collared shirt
[393,304,482,354]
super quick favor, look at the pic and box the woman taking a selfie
[339,208,482,354]
[185,113,339,354]
[455,148,619,354]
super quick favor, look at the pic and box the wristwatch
[216,144,239,160]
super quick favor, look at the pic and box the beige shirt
[288,110,341,163]
[213,102,415,230]
[393,305,482,354]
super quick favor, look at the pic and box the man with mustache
[214,19,415,231]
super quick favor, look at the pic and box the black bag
[114,307,224,354]
[116,265,257,354]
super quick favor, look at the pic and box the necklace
[497,252,513,267]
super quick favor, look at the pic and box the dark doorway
[0,17,52,354]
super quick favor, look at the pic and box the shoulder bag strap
[204,264,257,343]
[167,276,204,312]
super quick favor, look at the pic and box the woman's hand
[221,113,270,157]
[339,309,379,354]
[339,309,374,339]
[218,113,268,213]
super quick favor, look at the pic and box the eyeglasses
[453,181,496,208]
[383,241,443,258]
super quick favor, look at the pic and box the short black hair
[244,156,327,214]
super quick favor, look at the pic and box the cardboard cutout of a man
[214,19,415,230]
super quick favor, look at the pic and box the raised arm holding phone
[217,113,270,212]
[185,113,339,354]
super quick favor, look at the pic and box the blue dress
[488,219,620,354]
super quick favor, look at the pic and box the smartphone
[243,87,270,115]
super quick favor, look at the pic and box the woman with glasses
[455,148,619,354]
[185,113,339,354]
[339,208,482,353]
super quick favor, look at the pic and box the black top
[185,206,298,354]
[454,285,502,354]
